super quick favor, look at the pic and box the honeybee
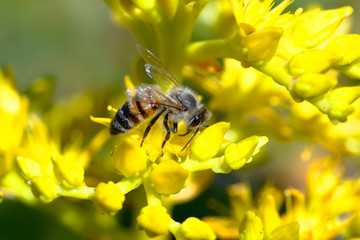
[110,45,211,151]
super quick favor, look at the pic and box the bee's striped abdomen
[110,91,160,135]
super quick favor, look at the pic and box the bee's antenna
[181,128,200,151]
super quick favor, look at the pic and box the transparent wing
[135,85,183,111]
[137,45,181,88]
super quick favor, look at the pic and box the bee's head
[187,107,212,130]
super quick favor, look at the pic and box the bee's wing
[136,85,183,111]
[137,45,181,88]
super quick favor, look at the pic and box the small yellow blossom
[224,135,268,171]
[16,156,42,180]
[51,155,84,189]
[191,122,230,161]
[326,34,360,66]
[92,181,125,214]
[239,211,264,240]
[112,137,148,177]
[137,205,171,237]
[288,49,342,77]
[30,176,58,203]
[258,195,282,236]
[324,86,360,122]
[150,159,189,194]
[340,58,360,79]
[0,68,28,176]
[240,27,283,62]
[291,73,337,100]
[292,7,353,48]
[270,222,300,240]
[176,217,216,240]
[202,216,239,239]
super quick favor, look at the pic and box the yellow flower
[202,216,239,239]
[176,217,216,240]
[150,159,189,194]
[137,205,171,237]
[51,155,84,189]
[92,181,125,214]
[288,49,342,77]
[258,195,281,236]
[30,176,58,203]
[270,222,300,240]
[239,211,264,240]
[291,73,337,100]
[0,68,28,176]
[224,135,268,171]
[291,7,353,48]
[191,122,230,161]
[16,156,42,180]
[241,26,283,62]
[326,34,360,66]
[112,137,148,177]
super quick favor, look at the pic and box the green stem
[116,174,143,194]
[253,60,294,89]
[142,165,162,206]
[185,39,232,61]
[181,157,224,172]
[59,185,95,199]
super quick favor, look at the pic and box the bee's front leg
[141,107,166,147]
[161,113,171,155]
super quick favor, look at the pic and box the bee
[110,45,211,151]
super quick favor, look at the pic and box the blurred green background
[0,0,359,239]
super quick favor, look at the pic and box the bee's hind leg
[161,113,171,155]
[141,107,166,147]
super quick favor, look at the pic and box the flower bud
[112,137,148,177]
[239,211,264,240]
[292,73,337,99]
[150,160,189,194]
[178,217,216,240]
[224,136,268,170]
[338,58,360,79]
[30,176,58,203]
[137,205,171,237]
[191,122,230,161]
[202,216,239,239]
[16,156,42,180]
[241,27,283,62]
[270,222,300,240]
[258,195,281,236]
[326,34,360,66]
[51,155,84,189]
[292,7,353,48]
[288,49,342,76]
[327,86,360,122]
[92,181,125,214]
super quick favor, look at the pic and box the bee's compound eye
[189,115,202,128]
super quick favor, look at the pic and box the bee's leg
[161,113,171,155]
[141,107,166,147]
[171,122,178,133]
[181,128,199,151]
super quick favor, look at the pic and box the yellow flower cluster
[185,0,360,123]
[0,71,268,239]
[203,157,360,240]
[91,110,267,238]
